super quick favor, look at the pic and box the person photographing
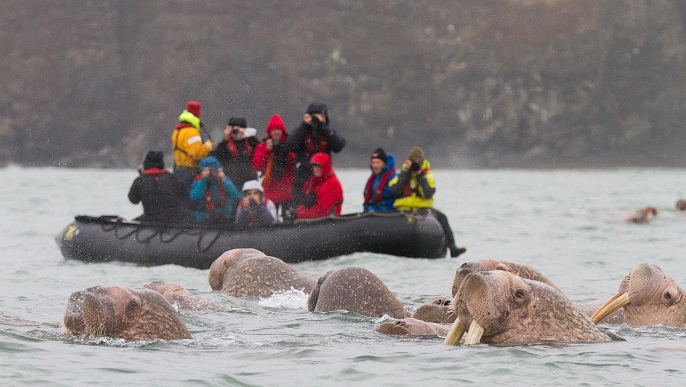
[234,180,277,228]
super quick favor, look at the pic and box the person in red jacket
[296,152,343,219]
[251,114,295,219]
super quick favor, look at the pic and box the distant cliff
[2,0,686,168]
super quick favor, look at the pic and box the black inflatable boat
[57,211,448,269]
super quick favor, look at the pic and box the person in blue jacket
[190,156,241,223]
[363,148,397,212]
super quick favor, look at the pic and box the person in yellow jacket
[172,101,214,192]
[388,146,466,257]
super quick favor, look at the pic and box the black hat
[306,102,327,115]
[143,150,164,170]
[227,116,247,127]
[370,148,387,164]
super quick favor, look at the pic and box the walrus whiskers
[592,293,631,324]
[463,320,485,345]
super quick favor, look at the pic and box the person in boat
[251,114,296,220]
[284,102,346,209]
[388,146,466,257]
[128,150,190,222]
[295,152,343,220]
[363,148,397,212]
[190,156,241,224]
[235,180,277,229]
[210,116,260,193]
[172,101,214,192]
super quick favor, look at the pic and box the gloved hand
[303,192,317,208]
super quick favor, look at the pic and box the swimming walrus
[451,259,559,297]
[626,206,658,224]
[208,248,316,298]
[307,267,407,319]
[63,285,191,341]
[376,318,448,336]
[592,263,686,327]
[444,270,610,345]
[411,296,456,323]
[143,281,230,312]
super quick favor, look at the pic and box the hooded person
[251,114,296,218]
[363,148,397,212]
[172,101,214,192]
[295,152,344,219]
[234,180,278,228]
[284,102,346,209]
[210,116,260,191]
[388,146,466,257]
[128,150,189,222]
[189,156,241,223]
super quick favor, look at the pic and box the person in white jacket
[235,180,278,228]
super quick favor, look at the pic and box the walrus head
[444,270,609,345]
[451,259,558,297]
[592,263,686,327]
[63,285,191,341]
[208,248,267,290]
[376,318,448,336]
[411,296,455,323]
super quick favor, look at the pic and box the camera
[231,128,240,136]
[410,161,421,172]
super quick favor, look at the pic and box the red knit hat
[266,114,287,134]
[186,101,201,118]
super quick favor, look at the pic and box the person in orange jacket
[171,100,213,192]
[295,152,343,219]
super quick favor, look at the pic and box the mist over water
[2,166,686,385]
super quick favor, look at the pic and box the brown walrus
[676,199,686,212]
[626,206,658,223]
[308,267,407,319]
[444,270,610,345]
[451,259,559,297]
[208,248,316,298]
[143,281,230,312]
[63,285,191,340]
[592,263,686,327]
[376,318,448,336]
[411,296,456,323]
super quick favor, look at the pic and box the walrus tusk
[592,293,631,324]
[590,293,620,322]
[443,317,465,345]
[463,320,485,345]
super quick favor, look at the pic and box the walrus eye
[459,262,468,268]
[514,289,526,299]
[442,299,451,306]
[664,292,672,301]
[127,300,139,311]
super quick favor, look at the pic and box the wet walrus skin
[143,281,230,312]
[592,263,686,327]
[63,285,191,341]
[411,296,456,323]
[444,270,610,345]
[377,318,448,336]
[451,259,559,297]
[208,248,316,298]
[308,267,406,319]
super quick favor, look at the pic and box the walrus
[591,263,686,327]
[308,267,407,319]
[63,285,191,340]
[143,281,230,312]
[626,206,658,223]
[376,318,448,336]
[451,259,559,297]
[208,248,316,298]
[411,296,456,323]
[675,199,686,212]
[444,270,610,345]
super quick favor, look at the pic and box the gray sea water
[2,166,686,386]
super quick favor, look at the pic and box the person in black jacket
[128,150,190,222]
[284,102,346,207]
[210,116,260,191]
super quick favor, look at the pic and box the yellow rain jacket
[388,159,435,209]
[172,110,213,170]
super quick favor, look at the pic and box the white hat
[241,180,264,193]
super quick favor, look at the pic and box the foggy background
[2,0,686,169]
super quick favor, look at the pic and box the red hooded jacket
[252,114,295,204]
[296,152,343,219]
